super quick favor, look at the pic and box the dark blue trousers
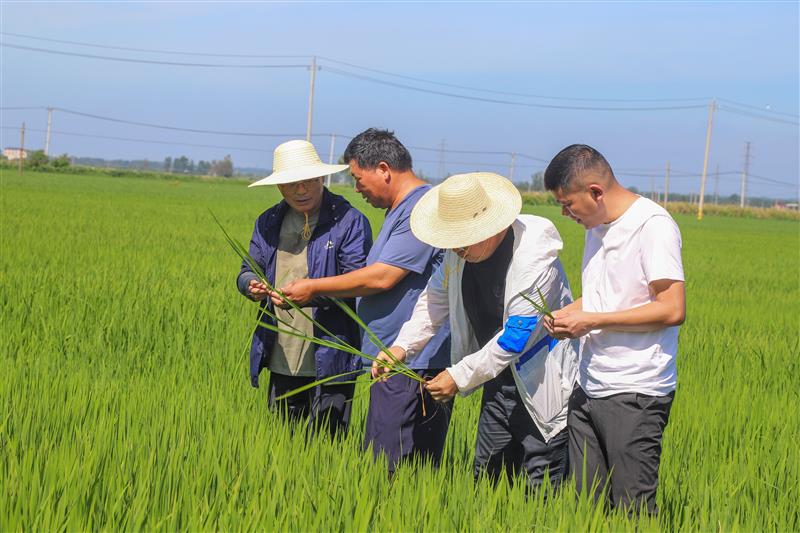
[363,369,452,474]
[267,372,355,437]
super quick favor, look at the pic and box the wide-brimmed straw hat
[410,172,522,249]
[249,140,348,187]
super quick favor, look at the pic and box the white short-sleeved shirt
[579,196,684,398]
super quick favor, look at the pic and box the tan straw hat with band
[249,139,349,187]
[410,172,522,249]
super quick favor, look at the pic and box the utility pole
[509,153,516,181]
[740,141,751,208]
[697,98,716,221]
[650,174,655,201]
[438,139,445,181]
[305,56,317,142]
[713,164,719,204]
[18,122,25,175]
[44,107,53,156]
[663,161,670,209]
[326,133,336,188]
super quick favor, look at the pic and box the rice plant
[210,210,425,400]
[1,169,798,532]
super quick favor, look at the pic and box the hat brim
[249,163,349,187]
[410,174,522,249]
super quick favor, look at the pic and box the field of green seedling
[1,169,798,531]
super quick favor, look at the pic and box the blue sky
[2,1,798,199]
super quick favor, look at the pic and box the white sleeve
[393,260,450,361]
[640,215,685,283]
[447,262,562,393]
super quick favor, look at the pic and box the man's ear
[589,184,604,202]
[377,161,391,181]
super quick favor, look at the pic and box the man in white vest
[375,172,579,490]
[543,144,686,515]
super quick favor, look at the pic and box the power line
[615,170,797,188]
[408,144,546,161]
[517,153,549,162]
[7,124,796,189]
[717,97,799,119]
[53,107,306,137]
[318,56,708,104]
[747,172,798,187]
[0,31,708,104]
[616,167,698,177]
[0,126,273,154]
[0,31,311,59]
[0,106,47,111]
[1,43,309,69]
[413,157,540,169]
[717,104,800,126]
[5,106,796,188]
[3,105,546,158]
[4,39,706,110]
[322,65,708,112]
[4,31,797,122]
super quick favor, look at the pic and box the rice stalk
[211,211,425,401]
[518,286,554,320]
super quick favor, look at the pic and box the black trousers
[267,372,355,437]
[363,369,452,474]
[568,384,674,515]
[473,367,570,490]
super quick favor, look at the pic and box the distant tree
[26,150,49,169]
[211,155,234,177]
[531,171,544,191]
[173,156,190,173]
[163,156,173,173]
[196,160,212,175]
[51,153,71,169]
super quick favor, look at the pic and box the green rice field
[2,169,798,531]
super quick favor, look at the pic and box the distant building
[3,147,29,160]
[775,202,799,211]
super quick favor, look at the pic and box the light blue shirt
[356,185,450,369]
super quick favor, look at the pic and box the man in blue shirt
[279,129,451,475]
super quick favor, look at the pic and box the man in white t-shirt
[542,144,686,515]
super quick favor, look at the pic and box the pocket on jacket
[498,315,539,353]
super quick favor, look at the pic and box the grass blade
[272,370,364,401]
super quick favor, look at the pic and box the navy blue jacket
[237,189,372,387]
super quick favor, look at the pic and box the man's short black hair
[343,128,413,172]
[544,144,613,191]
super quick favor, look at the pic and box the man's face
[349,160,392,209]
[277,177,324,213]
[553,178,605,229]
[452,238,492,263]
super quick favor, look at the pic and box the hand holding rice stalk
[212,211,426,401]
[518,287,554,320]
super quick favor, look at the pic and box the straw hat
[410,172,522,249]
[249,140,349,187]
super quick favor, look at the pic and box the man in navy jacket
[237,140,372,436]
